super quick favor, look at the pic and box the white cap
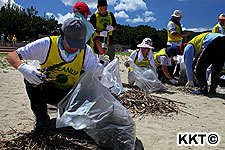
[137,38,154,49]
[219,13,225,20]
[171,10,183,18]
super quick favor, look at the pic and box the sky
[1,0,225,32]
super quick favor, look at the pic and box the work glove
[185,80,194,88]
[99,54,110,62]
[124,59,133,68]
[100,31,108,37]
[169,79,178,85]
[106,25,114,32]
[18,63,46,85]
[176,55,184,63]
[173,55,184,64]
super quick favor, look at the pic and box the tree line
[0,3,59,42]
[0,2,205,50]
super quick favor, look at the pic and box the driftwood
[0,127,98,150]
[114,88,199,118]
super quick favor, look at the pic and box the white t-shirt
[156,55,172,66]
[167,21,182,46]
[16,37,100,72]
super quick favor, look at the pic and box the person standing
[7,18,103,130]
[73,2,109,63]
[90,0,117,61]
[1,34,5,46]
[167,10,190,47]
[184,33,225,95]
[12,35,17,47]
[212,13,225,35]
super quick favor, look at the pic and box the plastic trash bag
[101,58,124,95]
[56,64,136,150]
[128,61,166,92]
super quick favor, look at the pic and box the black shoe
[209,89,216,94]
[190,89,208,96]
[34,115,50,131]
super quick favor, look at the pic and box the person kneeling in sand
[7,18,103,131]
[124,38,156,86]
[154,45,180,85]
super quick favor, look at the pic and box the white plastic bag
[101,58,124,95]
[56,64,136,150]
[129,61,166,92]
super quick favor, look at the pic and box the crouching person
[124,38,156,86]
[154,45,180,85]
[7,18,102,131]
[184,32,225,95]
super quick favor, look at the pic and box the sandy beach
[1,54,225,150]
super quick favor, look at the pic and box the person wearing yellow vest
[124,38,156,86]
[154,46,179,85]
[212,13,225,35]
[7,18,103,131]
[90,0,117,61]
[73,2,110,63]
[184,33,225,95]
[167,10,190,46]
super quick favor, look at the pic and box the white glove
[18,63,46,85]
[100,31,108,37]
[106,25,114,32]
[169,79,178,85]
[185,80,194,87]
[124,59,133,68]
[177,55,184,63]
[99,54,110,62]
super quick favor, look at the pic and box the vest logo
[137,62,149,67]
[177,132,220,146]
[56,74,68,84]
[54,66,79,75]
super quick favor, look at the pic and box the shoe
[209,88,216,94]
[190,89,208,96]
[34,115,50,131]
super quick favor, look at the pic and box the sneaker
[34,115,50,131]
[190,89,208,96]
[209,88,216,94]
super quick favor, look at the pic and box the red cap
[73,2,92,15]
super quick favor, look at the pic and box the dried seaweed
[114,88,198,118]
[0,127,98,150]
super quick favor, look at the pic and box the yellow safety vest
[188,32,209,56]
[154,48,167,67]
[40,36,85,89]
[95,10,113,36]
[128,49,150,71]
[212,24,225,33]
[88,31,98,54]
[167,21,182,42]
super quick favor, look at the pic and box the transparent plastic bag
[101,58,124,95]
[129,61,166,92]
[56,65,136,150]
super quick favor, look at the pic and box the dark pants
[192,36,225,91]
[156,65,174,83]
[25,80,71,120]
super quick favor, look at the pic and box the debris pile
[115,88,188,117]
[0,127,98,150]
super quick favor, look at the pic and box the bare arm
[94,38,104,54]
[7,51,23,69]
[162,65,173,80]
[171,32,190,37]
